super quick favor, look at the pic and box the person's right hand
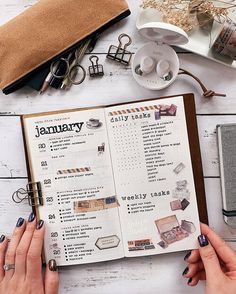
[183,223,236,294]
[0,213,59,294]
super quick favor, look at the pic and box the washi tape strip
[128,239,155,251]
[57,167,91,175]
[73,196,119,213]
[108,104,177,116]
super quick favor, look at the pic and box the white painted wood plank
[0,179,30,237]
[59,252,204,294]
[0,116,27,177]
[0,53,235,115]
[0,1,35,24]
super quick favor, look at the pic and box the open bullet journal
[21,94,208,266]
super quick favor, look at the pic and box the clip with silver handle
[12,182,43,207]
[107,33,132,65]
[88,55,104,77]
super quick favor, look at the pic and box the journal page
[23,108,124,266]
[105,96,201,257]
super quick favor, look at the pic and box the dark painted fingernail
[49,259,57,271]
[0,235,5,243]
[36,220,44,230]
[28,212,35,223]
[188,277,192,285]
[184,251,191,261]
[16,217,24,227]
[182,267,189,276]
[198,234,209,247]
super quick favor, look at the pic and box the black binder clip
[106,33,132,65]
[12,182,43,207]
[88,55,104,77]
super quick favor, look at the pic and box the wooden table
[0,1,236,293]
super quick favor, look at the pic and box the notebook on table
[20,93,208,266]
[217,124,236,228]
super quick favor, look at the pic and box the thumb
[45,259,59,294]
[198,234,223,280]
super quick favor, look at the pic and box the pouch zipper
[3,9,131,95]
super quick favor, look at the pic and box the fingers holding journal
[183,224,236,293]
[45,259,59,294]
[197,233,224,280]
[200,223,236,271]
[26,220,45,280]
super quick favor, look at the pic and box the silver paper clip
[88,56,104,77]
[107,33,132,65]
[12,182,43,207]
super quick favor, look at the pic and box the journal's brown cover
[0,0,130,92]
[182,94,208,224]
[21,93,208,224]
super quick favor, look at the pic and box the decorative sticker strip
[57,167,91,175]
[128,239,155,251]
[74,196,119,213]
[108,104,177,117]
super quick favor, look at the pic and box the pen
[27,67,50,92]
[40,70,54,94]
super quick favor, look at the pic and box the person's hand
[0,213,59,294]
[182,223,236,294]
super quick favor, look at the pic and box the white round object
[136,8,163,30]
[132,42,179,90]
[156,60,170,77]
[138,22,189,45]
[140,56,155,75]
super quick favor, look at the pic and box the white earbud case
[132,21,189,90]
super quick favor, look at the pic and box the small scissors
[50,38,92,85]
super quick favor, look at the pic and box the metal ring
[50,59,70,79]
[3,264,15,271]
[90,55,99,62]
[89,55,99,65]
[12,189,28,204]
[68,64,86,85]
[118,33,132,48]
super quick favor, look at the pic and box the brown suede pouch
[0,0,130,94]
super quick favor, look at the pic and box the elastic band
[222,209,236,217]
[179,68,226,98]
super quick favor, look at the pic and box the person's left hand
[0,213,59,294]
